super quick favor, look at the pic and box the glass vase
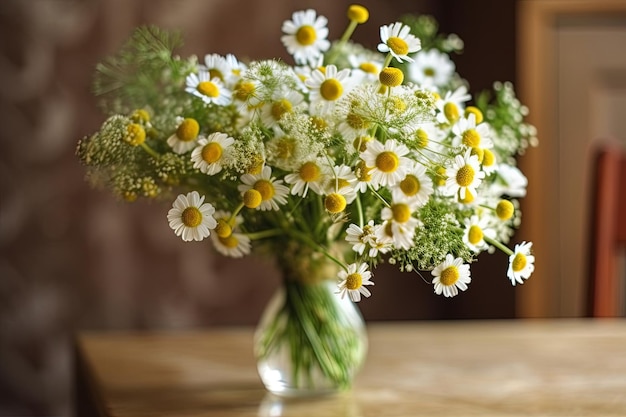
[253,254,368,397]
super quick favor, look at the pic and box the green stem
[140,142,160,159]
[339,20,359,44]
[484,236,514,256]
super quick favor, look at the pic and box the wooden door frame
[516,0,626,317]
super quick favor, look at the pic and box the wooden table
[74,319,626,416]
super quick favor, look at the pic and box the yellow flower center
[219,234,239,248]
[435,166,447,187]
[310,116,327,130]
[512,253,527,272]
[275,137,296,159]
[324,193,347,213]
[379,67,404,87]
[197,81,220,98]
[181,206,202,227]
[356,160,372,182]
[208,69,224,82]
[462,129,481,148]
[359,62,378,74]
[400,175,421,197]
[215,219,232,238]
[296,25,317,46]
[465,106,484,124]
[387,36,409,56]
[125,123,146,146]
[177,118,200,142]
[440,266,460,286]
[496,200,514,220]
[346,112,369,130]
[234,81,256,101]
[424,68,435,77]
[299,161,320,182]
[353,136,371,152]
[320,79,343,101]
[456,165,475,187]
[444,102,459,123]
[335,178,351,190]
[376,151,399,173]
[345,272,363,290]
[483,148,495,167]
[386,96,407,114]
[131,109,150,123]
[201,142,223,163]
[347,5,369,23]
[414,129,429,148]
[391,203,411,223]
[253,180,275,201]
[458,189,475,204]
[468,225,483,245]
[271,99,293,121]
[243,189,262,208]
[246,155,264,175]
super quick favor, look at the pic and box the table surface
[75,319,626,417]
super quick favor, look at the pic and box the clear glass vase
[253,255,368,397]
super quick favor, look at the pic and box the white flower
[360,139,411,188]
[407,48,455,88]
[377,22,421,63]
[452,113,493,150]
[345,221,390,257]
[260,89,305,127]
[337,262,374,302]
[201,53,240,88]
[167,191,217,242]
[462,215,495,253]
[435,85,471,124]
[392,162,434,206]
[210,211,251,258]
[167,117,201,154]
[190,132,235,175]
[431,254,471,297]
[185,69,232,106]
[445,148,486,201]
[325,164,357,203]
[281,9,330,66]
[284,158,328,197]
[306,65,354,115]
[348,54,383,83]
[380,200,420,250]
[507,241,535,285]
[238,166,290,211]
[492,164,528,198]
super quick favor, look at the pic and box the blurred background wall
[0,0,548,415]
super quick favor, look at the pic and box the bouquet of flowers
[77,4,537,394]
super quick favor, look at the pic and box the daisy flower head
[431,254,471,297]
[325,164,357,203]
[407,48,455,89]
[462,215,495,253]
[345,221,380,256]
[445,148,486,201]
[348,53,383,83]
[281,9,330,66]
[452,113,493,150]
[284,158,328,197]
[210,211,251,258]
[190,132,235,175]
[238,166,290,211]
[337,262,374,302]
[435,85,471,125]
[377,22,421,63]
[261,89,305,127]
[306,65,355,115]
[392,161,434,207]
[380,199,420,250]
[167,117,200,154]
[167,191,217,242]
[185,69,232,106]
[507,241,535,285]
[360,139,411,188]
[201,53,239,88]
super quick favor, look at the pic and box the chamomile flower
[445,148,485,201]
[281,9,330,66]
[185,69,232,106]
[201,53,238,87]
[435,85,471,125]
[346,221,377,256]
[238,166,289,211]
[210,211,251,258]
[190,132,235,175]
[325,164,357,203]
[167,117,200,154]
[452,113,493,150]
[462,215,495,253]
[360,139,411,188]
[261,89,305,127]
[348,54,383,83]
[392,162,434,206]
[507,241,535,285]
[431,254,471,297]
[284,158,327,196]
[380,200,420,250]
[407,48,455,89]
[337,262,374,302]
[167,191,217,242]
[377,22,421,63]
[306,65,354,115]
